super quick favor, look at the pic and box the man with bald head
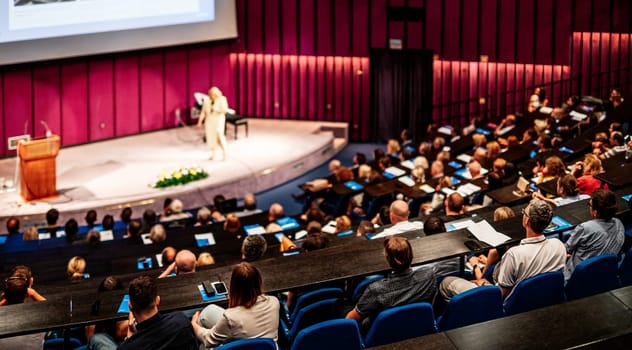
[467,160,483,180]
[372,200,423,239]
[158,249,197,278]
[267,203,284,223]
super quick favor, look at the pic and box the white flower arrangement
[151,165,208,188]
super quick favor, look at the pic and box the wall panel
[461,0,479,61]
[87,59,114,140]
[139,53,164,132]
[315,1,333,55]
[263,0,281,54]
[3,70,33,146]
[498,0,516,62]
[442,0,460,59]
[114,56,140,137]
[280,0,298,54]
[61,63,88,145]
[480,0,498,61]
[33,65,61,139]
[352,0,370,56]
[371,0,388,49]
[164,49,188,126]
[298,0,315,55]
[516,0,535,63]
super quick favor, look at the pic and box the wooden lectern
[17,135,60,201]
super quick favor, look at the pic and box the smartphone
[212,281,228,295]
[274,232,285,243]
[283,250,300,257]
[202,281,215,296]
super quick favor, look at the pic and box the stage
[0,119,348,225]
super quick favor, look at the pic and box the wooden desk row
[1,186,629,338]
[0,227,482,338]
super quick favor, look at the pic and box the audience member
[142,209,157,232]
[400,129,413,147]
[6,216,20,234]
[302,206,327,224]
[267,203,284,224]
[411,156,429,183]
[195,207,213,226]
[440,199,565,301]
[23,226,38,241]
[494,114,517,137]
[467,160,484,180]
[159,249,197,278]
[421,176,453,215]
[120,207,133,224]
[355,220,375,238]
[445,192,466,218]
[224,213,242,238]
[0,265,46,305]
[265,222,283,233]
[534,155,565,184]
[197,252,216,267]
[64,218,81,244]
[90,276,197,349]
[346,236,436,330]
[242,235,267,262]
[86,276,127,346]
[85,209,98,228]
[601,131,626,159]
[161,246,177,267]
[372,200,423,239]
[45,208,60,236]
[161,199,192,222]
[102,214,115,231]
[242,193,258,212]
[423,216,446,235]
[192,262,279,348]
[0,266,46,348]
[564,189,624,280]
[493,207,516,222]
[125,219,143,244]
[302,232,329,252]
[67,256,88,281]
[571,154,607,195]
[370,205,391,226]
[86,230,101,245]
[149,224,166,244]
[486,141,502,164]
[335,215,352,233]
[532,174,589,207]
[386,139,401,157]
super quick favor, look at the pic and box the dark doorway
[369,49,433,143]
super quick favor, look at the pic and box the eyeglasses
[521,208,530,218]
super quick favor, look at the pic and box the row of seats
[268,251,632,350]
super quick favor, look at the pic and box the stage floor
[0,119,347,224]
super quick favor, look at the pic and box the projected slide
[0,0,237,65]
[2,0,214,43]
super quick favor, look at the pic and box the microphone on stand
[40,121,52,138]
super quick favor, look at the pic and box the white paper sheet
[467,220,511,246]
[384,166,406,177]
[100,230,114,241]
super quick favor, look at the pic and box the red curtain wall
[1,0,631,157]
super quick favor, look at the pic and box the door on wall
[369,49,433,143]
